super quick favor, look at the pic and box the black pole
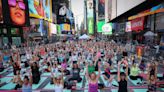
[154,13,156,43]
[85,0,88,34]
[93,0,97,36]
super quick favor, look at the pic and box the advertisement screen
[11,28,19,34]
[102,23,112,35]
[125,22,132,32]
[97,21,105,32]
[12,37,21,46]
[28,0,52,22]
[49,23,57,34]
[8,0,29,26]
[60,24,70,31]
[87,0,94,34]
[98,0,105,20]
[57,25,61,34]
[0,0,3,23]
[38,20,48,36]
[64,24,70,31]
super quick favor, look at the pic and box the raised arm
[155,62,158,80]
[51,72,56,84]
[86,62,90,80]
[94,59,98,66]
[29,69,33,86]
[97,62,101,80]
[125,61,129,81]
[117,61,121,82]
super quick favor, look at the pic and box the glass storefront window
[12,37,21,46]
[3,37,8,45]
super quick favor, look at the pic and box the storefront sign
[131,17,144,31]
[125,22,132,32]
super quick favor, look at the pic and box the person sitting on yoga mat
[13,70,22,90]
[147,62,157,92]
[87,61,95,74]
[103,62,115,87]
[10,58,21,77]
[30,62,40,84]
[68,61,82,83]
[139,60,146,71]
[0,52,4,72]
[147,62,158,80]
[129,61,143,84]
[44,62,51,72]
[21,72,32,92]
[86,61,101,92]
[147,74,157,92]
[60,60,70,75]
[117,60,128,92]
[51,71,64,92]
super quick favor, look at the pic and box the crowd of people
[0,40,164,92]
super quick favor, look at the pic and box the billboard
[102,23,112,35]
[28,0,52,22]
[0,0,3,23]
[11,28,19,34]
[97,20,105,32]
[125,22,132,32]
[5,0,29,26]
[131,17,145,32]
[98,0,105,20]
[38,20,48,36]
[49,23,57,35]
[60,24,70,31]
[87,0,94,34]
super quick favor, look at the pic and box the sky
[71,0,84,30]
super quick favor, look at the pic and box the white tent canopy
[79,34,90,39]
[144,31,155,36]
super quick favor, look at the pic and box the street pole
[93,0,97,36]
[85,0,88,35]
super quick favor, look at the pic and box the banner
[98,0,105,20]
[38,20,48,36]
[88,18,94,34]
[28,0,52,22]
[87,0,94,34]
[97,21,105,32]
[49,23,57,35]
[125,22,132,32]
[102,23,112,35]
[11,28,19,34]
[131,17,145,31]
[6,0,29,26]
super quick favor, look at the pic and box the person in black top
[31,62,40,84]
[10,58,20,76]
[68,62,82,82]
[117,60,128,92]
[147,62,157,92]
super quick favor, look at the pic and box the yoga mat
[0,77,12,83]
[43,83,54,89]
[76,76,84,88]
[128,77,141,86]
[32,77,47,89]
[133,89,147,92]
[157,73,163,77]
[0,69,8,74]
[6,73,14,76]
[111,89,118,92]
[112,79,118,86]
[0,82,16,90]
